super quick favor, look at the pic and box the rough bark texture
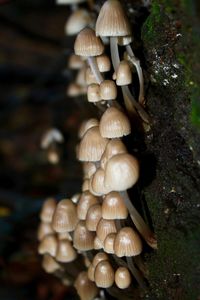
[126,0,200,299]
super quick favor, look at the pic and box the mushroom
[41,128,64,150]
[74,271,99,300]
[42,254,62,274]
[96,0,150,123]
[56,240,77,263]
[115,267,132,289]
[94,260,115,288]
[40,198,56,223]
[38,234,57,257]
[68,54,84,70]
[74,28,104,85]
[104,153,157,249]
[96,218,117,242]
[77,191,99,220]
[73,221,95,251]
[86,203,102,231]
[78,118,99,139]
[65,9,93,36]
[103,232,116,254]
[37,222,54,241]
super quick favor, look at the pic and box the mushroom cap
[94,236,103,250]
[78,126,108,162]
[41,129,64,149]
[88,264,95,281]
[65,9,93,36]
[87,84,101,103]
[37,222,54,241]
[57,231,72,241]
[38,234,57,257]
[102,191,128,219]
[56,240,77,263]
[118,35,133,46]
[115,267,132,289]
[79,118,99,139]
[40,198,56,223]
[74,28,104,57]
[116,60,132,86]
[86,204,102,231]
[68,54,84,70]
[104,153,139,191]
[96,218,117,242]
[82,179,89,192]
[67,83,82,97]
[100,138,127,169]
[114,227,142,257]
[73,221,95,251]
[92,252,109,268]
[103,232,116,254]
[94,260,115,288]
[52,199,78,233]
[71,193,81,204]
[100,80,117,100]
[96,0,131,37]
[42,254,61,274]
[83,162,97,179]
[96,54,111,72]
[86,67,98,85]
[90,168,112,196]
[77,191,99,220]
[99,107,131,138]
[74,271,99,300]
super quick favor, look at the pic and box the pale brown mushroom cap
[96,0,131,37]
[102,191,128,219]
[118,35,133,46]
[56,240,77,263]
[57,231,72,241]
[52,199,78,233]
[86,203,102,231]
[77,191,99,220]
[74,28,104,57]
[87,84,101,103]
[100,80,117,100]
[71,193,81,204]
[73,221,95,251]
[92,252,109,268]
[91,168,112,196]
[116,60,132,86]
[37,222,54,241]
[78,126,109,162]
[79,119,99,139]
[68,54,84,70]
[74,271,99,300]
[104,153,139,191]
[40,198,56,223]
[96,218,117,242]
[100,138,127,169]
[83,162,97,179]
[88,264,95,281]
[65,9,93,36]
[103,232,116,254]
[82,179,90,192]
[94,260,115,288]
[115,267,132,289]
[67,83,82,97]
[96,54,111,72]
[42,254,61,274]
[99,107,131,138]
[38,234,57,257]
[114,227,142,257]
[94,236,104,250]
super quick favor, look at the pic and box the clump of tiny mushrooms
[38,1,156,300]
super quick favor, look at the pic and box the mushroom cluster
[38,1,157,299]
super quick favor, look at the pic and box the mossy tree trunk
[124,0,200,299]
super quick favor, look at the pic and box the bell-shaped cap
[94,260,115,288]
[96,0,131,37]
[94,236,103,250]
[42,254,61,274]
[52,199,78,233]
[96,54,111,72]
[87,84,101,103]
[40,198,56,223]
[99,107,131,138]
[68,54,84,70]
[74,28,104,57]
[115,267,132,289]
[56,240,77,263]
[65,9,93,36]
[103,233,116,254]
[78,126,108,162]
[74,271,99,300]
[116,60,132,86]
[37,222,54,241]
[79,119,99,139]
[77,191,99,220]
[92,252,109,268]
[38,234,57,257]
[100,80,117,100]
[91,168,112,196]
[104,153,139,191]
[114,227,142,257]
[102,191,128,219]
[86,204,102,231]
[73,221,95,251]
[96,218,117,242]
[83,162,97,179]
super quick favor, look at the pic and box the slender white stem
[87,56,104,84]
[110,37,150,123]
[120,191,157,250]
[126,45,145,105]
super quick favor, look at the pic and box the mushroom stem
[126,45,145,105]
[110,37,150,123]
[87,56,104,84]
[119,191,157,250]
[126,257,147,290]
